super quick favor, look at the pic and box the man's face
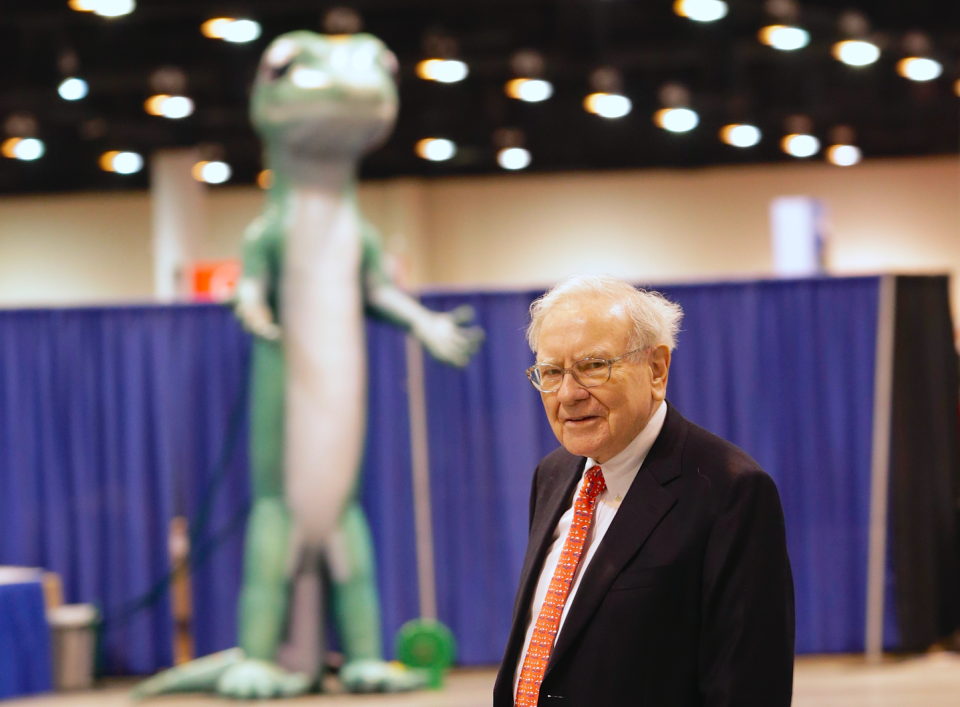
[536,297,668,464]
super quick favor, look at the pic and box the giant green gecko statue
[133,31,483,699]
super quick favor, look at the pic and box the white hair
[526,275,684,353]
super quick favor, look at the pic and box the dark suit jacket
[493,403,795,707]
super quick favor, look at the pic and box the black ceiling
[2,0,959,194]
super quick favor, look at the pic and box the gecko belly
[283,190,366,546]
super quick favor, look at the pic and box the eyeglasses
[525,346,648,393]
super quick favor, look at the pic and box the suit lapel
[544,404,688,677]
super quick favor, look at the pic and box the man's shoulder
[678,413,778,500]
[683,419,761,472]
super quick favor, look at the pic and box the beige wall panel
[418,156,960,320]
[201,180,429,287]
[202,187,264,262]
[0,157,956,321]
[0,191,153,306]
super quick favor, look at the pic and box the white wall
[416,157,960,325]
[0,156,957,321]
[0,191,153,306]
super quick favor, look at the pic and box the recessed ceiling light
[1,137,45,161]
[654,108,699,132]
[144,95,194,119]
[832,40,881,67]
[827,145,862,166]
[673,0,728,23]
[781,134,820,158]
[584,93,632,119]
[720,124,762,147]
[192,161,231,184]
[759,25,810,51]
[896,57,943,82]
[100,151,143,174]
[415,138,457,161]
[505,79,553,102]
[416,59,469,83]
[70,0,136,18]
[58,77,89,101]
[497,147,531,170]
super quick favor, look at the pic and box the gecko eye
[266,59,294,82]
[262,39,298,81]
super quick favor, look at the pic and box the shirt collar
[585,400,668,498]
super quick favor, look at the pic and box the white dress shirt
[513,400,668,699]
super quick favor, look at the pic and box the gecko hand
[414,305,484,368]
[235,278,281,341]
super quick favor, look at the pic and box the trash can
[47,604,98,690]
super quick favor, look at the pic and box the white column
[769,196,826,276]
[865,274,897,661]
[150,149,207,301]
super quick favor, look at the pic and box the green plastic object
[395,619,457,689]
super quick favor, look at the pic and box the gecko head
[251,31,399,159]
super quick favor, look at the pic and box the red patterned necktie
[516,465,606,707]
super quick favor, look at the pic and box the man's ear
[649,344,671,401]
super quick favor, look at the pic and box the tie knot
[582,465,606,499]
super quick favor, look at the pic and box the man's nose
[556,370,588,403]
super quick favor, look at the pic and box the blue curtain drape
[0,276,897,674]
[0,304,420,674]
[0,306,196,674]
[0,580,52,698]
[421,276,896,662]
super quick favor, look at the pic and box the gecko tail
[130,648,245,700]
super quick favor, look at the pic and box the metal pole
[405,335,438,620]
[865,274,896,662]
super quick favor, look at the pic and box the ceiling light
[654,108,699,132]
[58,77,88,101]
[759,25,810,51]
[201,18,232,38]
[673,0,728,23]
[584,93,632,119]
[192,161,231,184]
[415,138,457,161]
[896,57,943,82]
[1,138,45,161]
[781,133,820,158]
[96,0,135,16]
[832,40,881,67]
[416,59,468,83]
[70,0,136,17]
[720,124,762,147]
[223,19,261,43]
[99,151,143,174]
[201,18,262,43]
[827,144,861,166]
[291,67,332,89]
[144,94,194,119]
[505,78,553,102]
[497,147,531,170]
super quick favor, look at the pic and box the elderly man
[493,275,795,707]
